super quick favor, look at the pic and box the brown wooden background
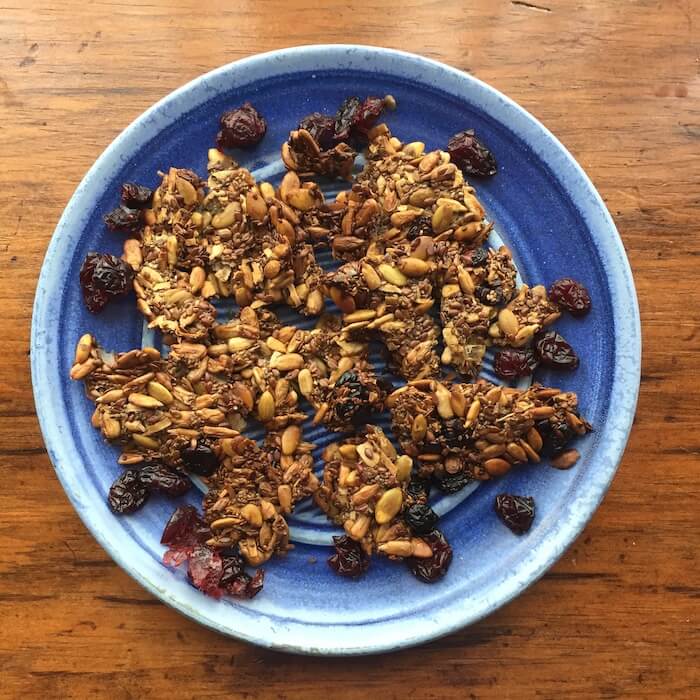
[1,1,698,698]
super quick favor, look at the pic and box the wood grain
[1,1,698,697]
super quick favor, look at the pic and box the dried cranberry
[219,549,246,585]
[104,205,142,233]
[120,182,153,209]
[407,477,431,502]
[187,545,223,598]
[404,504,439,535]
[475,281,504,306]
[441,419,470,450]
[407,530,452,583]
[494,348,539,379]
[216,102,267,150]
[495,494,535,534]
[108,469,149,514]
[536,417,575,458]
[161,506,208,546]
[180,442,219,477]
[435,472,473,494]
[350,96,385,138]
[79,252,134,313]
[406,216,433,241]
[298,112,337,150]
[327,535,370,578]
[220,549,265,599]
[534,330,579,369]
[549,278,591,316]
[334,96,361,143]
[138,464,192,496]
[333,371,372,424]
[470,247,489,267]
[447,129,497,177]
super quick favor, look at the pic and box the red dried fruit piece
[534,330,579,369]
[187,545,223,598]
[494,348,539,380]
[216,102,267,149]
[138,464,192,497]
[120,182,153,209]
[404,504,439,535]
[351,96,385,138]
[298,112,337,151]
[435,472,472,494]
[334,95,386,144]
[79,252,134,313]
[328,535,370,578]
[447,129,497,177]
[104,205,142,233]
[549,278,591,316]
[495,494,535,534]
[180,442,219,476]
[108,469,149,514]
[407,530,452,583]
[220,550,265,599]
[161,505,209,547]
[535,417,576,458]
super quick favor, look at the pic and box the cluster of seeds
[71,96,593,597]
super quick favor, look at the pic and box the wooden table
[1,1,698,697]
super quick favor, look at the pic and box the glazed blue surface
[31,45,640,655]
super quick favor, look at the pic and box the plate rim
[31,44,641,655]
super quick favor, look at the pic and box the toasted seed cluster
[388,379,591,482]
[203,432,317,564]
[316,427,434,559]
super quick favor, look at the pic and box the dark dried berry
[219,549,246,585]
[138,465,192,496]
[447,129,497,177]
[120,182,153,209]
[407,478,431,502]
[441,419,470,450]
[494,348,539,380]
[187,545,224,598]
[328,535,370,578]
[108,469,148,514]
[181,442,219,476]
[220,549,265,599]
[495,494,535,534]
[406,216,433,241]
[333,371,372,424]
[405,504,439,535]
[161,506,208,547]
[535,330,579,369]
[536,418,575,458]
[351,96,385,138]
[216,102,267,149]
[104,205,142,233]
[470,247,489,267]
[475,282,505,306]
[298,112,337,150]
[549,278,591,316]
[407,530,452,583]
[334,96,361,143]
[79,252,134,313]
[435,471,473,494]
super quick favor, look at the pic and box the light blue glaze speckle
[31,45,640,656]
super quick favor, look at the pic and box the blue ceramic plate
[31,45,640,655]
